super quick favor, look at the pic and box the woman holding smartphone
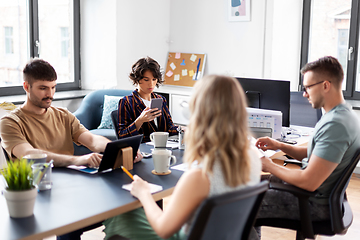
[103,75,261,240]
[117,57,179,142]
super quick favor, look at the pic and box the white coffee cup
[23,153,47,164]
[150,132,169,148]
[152,149,176,173]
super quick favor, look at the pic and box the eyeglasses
[302,81,327,93]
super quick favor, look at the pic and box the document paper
[122,183,163,194]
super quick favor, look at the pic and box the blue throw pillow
[98,95,123,129]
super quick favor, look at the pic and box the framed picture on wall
[229,0,251,22]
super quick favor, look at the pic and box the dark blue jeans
[56,222,103,240]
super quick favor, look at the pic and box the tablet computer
[68,134,143,174]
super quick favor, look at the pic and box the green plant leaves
[0,158,34,191]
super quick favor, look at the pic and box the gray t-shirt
[306,103,360,204]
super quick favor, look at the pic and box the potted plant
[0,158,37,218]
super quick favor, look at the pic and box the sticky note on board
[182,69,188,76]
[174,74,180,81]
[170,62,176,70]
[166,70,173,77]
[189,70,194,77]
[190,54,197,62]
[175,52,181,59]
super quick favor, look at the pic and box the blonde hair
[184,75,251,187]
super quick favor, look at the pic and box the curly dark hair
[23,58,57,86]
[129,57,164,87]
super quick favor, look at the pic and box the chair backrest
[73,89,132,130]
[290,91,322,127]
[111,110,119,139]
[187,180,269,240]
[329,147,360,233]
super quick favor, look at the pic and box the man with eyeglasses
[254,56,360,237]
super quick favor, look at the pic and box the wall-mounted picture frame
[229,0,251,22]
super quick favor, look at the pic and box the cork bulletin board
[164,52,206,87]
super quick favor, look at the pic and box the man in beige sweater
[1,58,142,167]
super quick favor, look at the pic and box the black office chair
[108,181,268,240]
[187,180,269,240]
[0,138,10,161]
[255,148,360,240]
[111,109,119,139]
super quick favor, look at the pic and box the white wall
[115,0,171,90]
[169,0,266,78]
[265,0,303,91]
[80,0,170,91]
[80,0,117,90]
[81,0,304,91]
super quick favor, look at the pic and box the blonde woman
[103,75,261,240]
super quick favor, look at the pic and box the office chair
[2,147,9,161]
[111,109,120,139]
[108,181,268,240]
[0,138,10,162]
[187,180,269,240]
[255,148,360,240]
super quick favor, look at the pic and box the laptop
[68,134,143,174]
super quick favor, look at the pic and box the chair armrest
[269,182,317,239]
[269,182,317,198]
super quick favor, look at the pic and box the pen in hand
[121,166,134,180]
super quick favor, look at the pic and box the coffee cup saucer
[151,169,171,175]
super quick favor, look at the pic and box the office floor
[44,174,360,240]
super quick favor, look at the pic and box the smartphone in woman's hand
[150,98,163,110]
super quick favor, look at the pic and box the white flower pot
[2,188,37,218]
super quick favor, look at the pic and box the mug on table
[150,132,169,148]
[23,153,47,164]
[152,149,176,173]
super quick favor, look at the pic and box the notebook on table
[68,134,143,174]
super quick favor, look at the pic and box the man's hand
[255,137,281,151]
[73,153,103,168]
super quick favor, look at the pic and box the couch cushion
[98,95,123,129]
[90,129,117,141]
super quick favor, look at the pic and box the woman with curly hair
[117,57,178,142]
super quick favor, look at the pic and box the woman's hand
[135,107,161,130]
[139,107,161,123]
[134,150,143,163]
[260,155,274,172]
[130,175,151,200]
